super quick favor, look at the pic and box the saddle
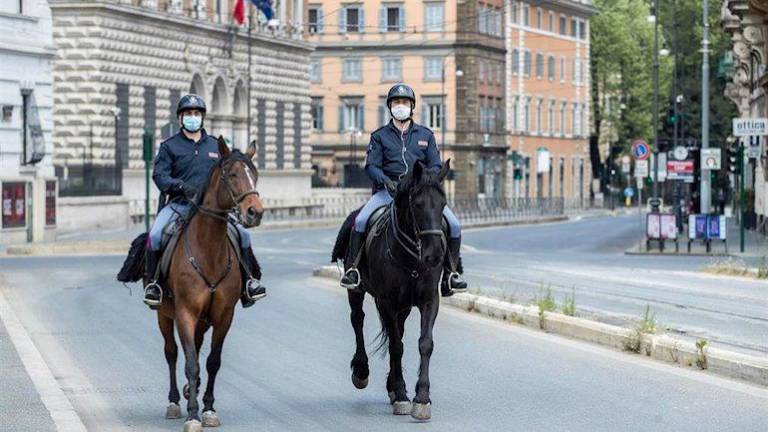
[155,218,243,287]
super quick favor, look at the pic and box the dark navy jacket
[152,129,221,201]
[364,120,442,192]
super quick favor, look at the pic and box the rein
[182,153,259,291]
[385,189,446,278]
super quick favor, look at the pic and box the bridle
[387,186,447,278]
[183,152,260,291]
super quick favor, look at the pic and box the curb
[313,265,768,386]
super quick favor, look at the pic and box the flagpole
[247,5,253,147]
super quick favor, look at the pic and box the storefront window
[2,182,26,228]
[46,181,56,226]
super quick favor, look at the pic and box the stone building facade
[722,0,768,233]
[0,0,57,244]
[50,0,313,214]
[505,0,594,204]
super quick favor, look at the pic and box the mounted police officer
[143,94,266,308]
[340,84,468,296]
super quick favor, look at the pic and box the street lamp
[659,48,670,56]
[110,107,122,193]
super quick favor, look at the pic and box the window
[581,59,587,83]
[559,158,565,197]
[559,15,566,35]
[559,102,566,136]
[479,61,486,83]
[548,101,555,135]
[424,56,443,81]
[310,59,321,82]
[378,96,391,126]
[511,97,518,132]
[523,98,530,133]
[310,97,324,131]
[308,7,324,34]
[524,50,531,77]
[547,56,555,80]
[535,99,542,134]
[478,5,488,33]
[536,8,542,29]
[522,4,529,26]
[572,103,578,136]
[512,49,519,76]
[573,58,580,83]
[548,11,554,32]
[425,3,444,32]
[422,96,444,129]
[478,5,501,36]
[571,18,578,38]
[381,57,402,81]
[340,6,364,33]
[581,105,586,137]
[580,20,587,40]
[536,53,544,79]
[560,56,565,82]
[342,58,362,81]
[339,97,364,132]
[380,5,405,32]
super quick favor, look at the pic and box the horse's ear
[437,159,451,183]
[246,140,257,160]
[412,160,424,182]
[217,135,230,158]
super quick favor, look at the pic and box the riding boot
[143,249,162,308]
[441,237,468,297]
[240,246,266,308]
[340,230,365,291]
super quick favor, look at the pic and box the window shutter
[358,104,365,131]
[359,8,366,33]
[338,104,345,132]
[378,105,384,126]
[379,7,386,32]
[421,102,428,126]
[318,9,325,33]
[339,8,346,34]
[399,7,405,32]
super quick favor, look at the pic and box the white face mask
[390,104,411,121]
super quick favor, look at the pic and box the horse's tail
[373,306,391,355]
[331,209,360,263]
[117,233,148,283]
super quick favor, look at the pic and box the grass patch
[703,257,768,279]
[623,305,657,354]
[562,288,576,317]
[695,339,709,370]
[536,285,557,329]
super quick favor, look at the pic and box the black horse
[333,160,451,421]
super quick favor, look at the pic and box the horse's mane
[195,148,257,207]
[395,163,446,200]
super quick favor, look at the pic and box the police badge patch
[418,140,428,148]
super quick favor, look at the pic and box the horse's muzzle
[243,206,263,227]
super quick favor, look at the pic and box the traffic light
[666,106,677,126]
[728,145,741,175]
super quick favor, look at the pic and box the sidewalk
[0,312,56,432]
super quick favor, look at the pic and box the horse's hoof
[165,403,181,419]
[183,384,190,400]
[392,400,412,416]
[411,403,431,421]
[388,391,396,405]
[201,410,221,427]
[183,419,203,432]
[351,373,368,389]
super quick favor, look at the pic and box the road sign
[673,145,688,161]
[747,136,762,159]
[634,159,649,178]
[701,148,721,170]
[657,153,667,182]
[621,156,630,174]
[632,140,650,160]
[667,160,694,181]
[623,187,634,198]
[732,118,768,136]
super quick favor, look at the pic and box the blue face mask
[182,115,202,132]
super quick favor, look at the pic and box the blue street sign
[632,140,650,161]
[623,187,634,198]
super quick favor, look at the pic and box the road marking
[0,287,87,432]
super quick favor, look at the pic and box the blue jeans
[354,190,461,239]
[148,202,251,251]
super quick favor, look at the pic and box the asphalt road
[0,218,766,431]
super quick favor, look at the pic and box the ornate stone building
[722,0,767,232]
[50,0,312,215]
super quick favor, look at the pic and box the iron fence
[56,164,122,197]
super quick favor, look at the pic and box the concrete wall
[57,196,131,234]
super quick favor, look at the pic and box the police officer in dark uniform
[340,84,468,296]
[143,94,266,308]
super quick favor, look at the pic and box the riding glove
[178,183,198,200]
[384,179,398,197]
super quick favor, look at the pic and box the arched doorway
[208,77,231,143]
[232,81,248,151]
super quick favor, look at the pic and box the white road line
[0,288,87,432]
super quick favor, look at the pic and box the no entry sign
[632,140,650,161]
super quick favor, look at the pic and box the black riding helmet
[386,84,416,108]
[177,93,207,115]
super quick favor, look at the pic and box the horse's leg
[412,298,439,421]
[158,313,181,419]
[348,290,369,389]
[378,304,409,415]
[201,308,234,428]
[176,309,203,431]
[386,309,410,400]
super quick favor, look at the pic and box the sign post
[142,127,154,233]
[740,144,745,253]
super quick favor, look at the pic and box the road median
[313,265,768,387]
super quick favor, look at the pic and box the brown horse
[155,137,263,432]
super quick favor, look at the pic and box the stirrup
[447,272,468,293]
[143,281,162,307]
[245,278,267,301]
[340,267,361,290]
